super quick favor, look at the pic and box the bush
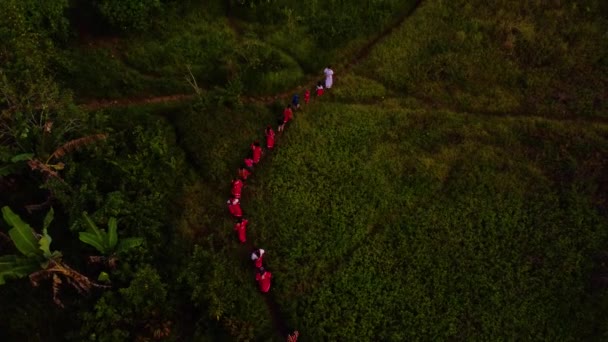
[96,0,162,32]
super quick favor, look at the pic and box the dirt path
[80,0,424,112]
[81,2,426,339]
[220,2,426,340]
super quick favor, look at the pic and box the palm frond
[52,274,63,307]
[50,133,107,161]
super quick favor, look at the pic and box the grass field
[2,0,606,340]
[233,0,608,339]
[246,103,608,339]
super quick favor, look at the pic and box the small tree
[79,212,143,269]
[0,206,108,307]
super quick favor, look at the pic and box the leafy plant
[0,206,108,306]
[96,0,162,32]
[79,212,143,269]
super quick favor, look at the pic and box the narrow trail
[81,2,426,339]
[220,2,426,340]
[79,0,425,112]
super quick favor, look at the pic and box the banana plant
[0,206,107,307]
[79,212,143,268]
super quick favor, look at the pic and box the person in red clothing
[265,125,275,150]
[226,197,242,218]
[251,248,265,268]
[238,164,252,180]
[255,267,272,293]
[287,331,300,342]
[244,157,254,169]
[283,104,293,124]
[316,81,324,97]
[231,178,244,198]
[304,89,310,104]
[251,141,262,164]
[234,218,248,244]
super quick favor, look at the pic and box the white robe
[324,68,334,89]
[251,249,265,261]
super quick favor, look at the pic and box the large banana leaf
[116,238,144,254]
[82,212,106,244]
[1,206,40,258]
[0,255,39,285]
[79,232,106,254]
[107,218,118,250]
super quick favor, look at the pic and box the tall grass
[246,102,608,340]
[359,0,608,119]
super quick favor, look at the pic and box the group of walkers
[225,66,334,340]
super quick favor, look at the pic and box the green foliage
[96,0,162,32]
[79,212,143,256]
[2,0,607,340]
[173,101,275,183]
[0,255,39,285]
[330,74,387,103]
[247,102,608,339]
[2,206,41,258]
[359,0,608,119]
[180,244,275,340]
[79,265,173,341]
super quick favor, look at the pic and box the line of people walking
[225,66,334,341]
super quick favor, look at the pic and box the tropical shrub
[96,0,162,32]
[0,207,106,306]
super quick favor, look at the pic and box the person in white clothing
[251,248,265,268]
[324,66,334,89]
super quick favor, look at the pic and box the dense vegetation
[1,0,607,341]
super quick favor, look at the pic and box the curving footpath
[221,2,425,340]
[78,2,425,339]
[227,88,318,340]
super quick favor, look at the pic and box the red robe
[304,90,310,104]
[244,158,254,168]
[252,145,262,164]
[316,87,324,97]
[254,254,264,268]
[265,129,275,149]
[283,108,293,123]
[231,179,243,198]
[227,199,242,218]
[239,168,251,180]
[256,271,272,293]
[234,219,247,243]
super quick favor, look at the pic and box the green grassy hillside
[242,0,608,339]
[1,0,607,340]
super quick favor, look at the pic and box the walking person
[283,104,293,124]
[316,82,324,97]
[291,93,300,110]
[256,267,272,293]
[227,197,243,218]
[277,117,286,133]
[287,331,300,342]
[265,125,275,150]
[251,141,262,164]
[304,89,310,104]
[251,248,265,268]
[278,104,293,133]
[234,218,248,244]
[324,66,334,89]
[244,157,254,170]
[238,164,252,180]
[231,178,244,199]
